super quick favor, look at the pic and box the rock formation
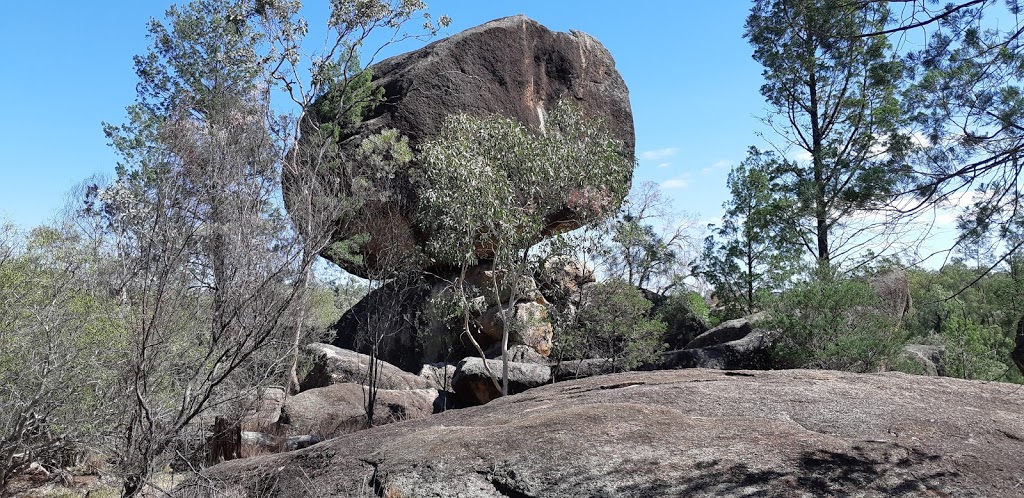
[298,16,633,370]
[901,344,947,376]
[183,369,1024,497]
[451,357,553,405]
[868,267,913,320]
[287,15,634,278]
[661,316,778,370]
[300,343,435,391]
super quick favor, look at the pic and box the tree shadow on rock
[796,444,953,497]
[558,443,955,497]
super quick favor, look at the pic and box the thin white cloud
[657,162,671,169]
[661,178,689,189]
[790,150,813,162]
[701,159,731,175]
[641,147,679,160]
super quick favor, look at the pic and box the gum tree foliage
[0,225,125,490]
[418,101,632,394]
[746,0,912,268]
[590,182,702,296]
[700,148,802,319]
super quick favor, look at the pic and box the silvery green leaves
[417,101,632,267]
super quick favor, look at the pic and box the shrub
[555,279,666,371]
[938,301,1013,380]
[656,291,711,349]
[768,271,906,372]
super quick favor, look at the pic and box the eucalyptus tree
[418,101,632,395]
[745,0,913,268]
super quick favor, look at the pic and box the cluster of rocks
[331,256,597,373]
[278,14,638,376]
[225,344,453,460]
[229,310,780,458]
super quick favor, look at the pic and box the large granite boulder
[286,15,634,278]
[300,343,434,391]
[186,369,1024,497]
[281,384,440,439]
[452,357,552,405]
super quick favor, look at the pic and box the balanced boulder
[285,15,634,278]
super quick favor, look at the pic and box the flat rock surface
[183,369,1024,497]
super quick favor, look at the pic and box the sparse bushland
[0,223,126,490]
[18,0,1024,496]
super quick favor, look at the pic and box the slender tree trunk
[746,227,755,315]
[284,261,311,395]
[458,264,501,393]
[807,49,830,267]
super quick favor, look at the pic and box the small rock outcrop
[186,369,1024,497]
[1014,316,1024,376]
[902,344,947,376]
[300,343,434,391]
[662,316,777,370]
[451,357,552,405]
[418,362,458,392]
[684,317,753,349]
[552,358,618,381]
[869,268,912,320]
[281,384,440,439]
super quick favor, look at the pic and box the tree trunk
[807,44,830,267]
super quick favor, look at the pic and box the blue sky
[0,1,764,231]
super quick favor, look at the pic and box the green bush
[656,291,711,349]
[938,300,1013,380]
[767,271,906,372]
[555,279,666,371]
